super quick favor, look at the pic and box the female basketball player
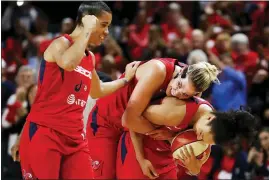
[15,2,140,179]
[117,96,256,179]
[87,59,220,179]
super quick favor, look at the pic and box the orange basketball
[171,129,211,167]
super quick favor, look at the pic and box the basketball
[171,129,211,166]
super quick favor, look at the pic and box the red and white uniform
[116,97,213,179]
[87,58,184,179]
[19,34,94,179]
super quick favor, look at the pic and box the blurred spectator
[101,36,125,79]
[187,49,208,65]
[2,83,37,179]
[208,52,247,111]
[212,139,249,180]
[128,9,150,60]
[2,19,29,81]
[23,12,53,73]
[203,2,233,29]
[247,128,269,179]
[161,3,182,45]
[211,32,231,57]
[191,29,205,50]
[55,17,74,37]
[139,25,167,61]
[2,59,16,112]
[250,3,269,43]
[231,33,259,87]
[2,2,38,34]
[166,39,190,64]
[177,18,193,40]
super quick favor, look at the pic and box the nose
[197,131,203,140]
[104,28,109,36]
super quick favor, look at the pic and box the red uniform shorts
[19,121,93,179]
[116,132,178,179]
[87,105,123,179]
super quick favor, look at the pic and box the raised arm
[122,61,166,134]
[45,15,98,71]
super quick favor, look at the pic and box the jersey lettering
[74,66,92,79]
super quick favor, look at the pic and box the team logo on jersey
[67,94,86,107]
[92,160,101,170]
[74,80,83,92]
[74,66,92,79]
[22,169,33,180]
[84,85,87,91]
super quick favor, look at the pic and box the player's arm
[142,101,186,127]
[89,53,140,99]
[130,131,159,179]
[45,15,98,71]
[122,61,166,134]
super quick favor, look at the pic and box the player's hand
[82,15,99,32]
[138,159,159,179]
[178,145,209,175]
[146,128,176,141]
[124,61,140,82]
[11,137,21,162]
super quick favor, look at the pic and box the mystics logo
[67,94,86,107]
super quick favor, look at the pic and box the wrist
[136,156,145,163]
[122,78,129,85]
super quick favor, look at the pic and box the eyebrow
[101,22,109,25]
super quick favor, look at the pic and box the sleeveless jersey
[96,58,182,128]
[27,34,94,139]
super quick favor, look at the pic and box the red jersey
[96,58,183,129]
[141,97,214,173]
[27,34,94,139]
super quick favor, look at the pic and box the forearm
[130,131,145,161]
[122,113,155,134]
[60,30,92,70]
[92,78,129,98]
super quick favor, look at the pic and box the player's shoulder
[145,59,167,74]
[44,36,71,61]
[48,36,71,50]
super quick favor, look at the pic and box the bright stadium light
[17,0,24,7]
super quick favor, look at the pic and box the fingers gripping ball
[171,129,210,167]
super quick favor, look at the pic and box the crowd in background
[1,1,269,179]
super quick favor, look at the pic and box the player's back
[27,34,94,139]
[95,58,178,128]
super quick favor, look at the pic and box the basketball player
[17,2,140,179]
[117,96,256,179]
[87,59,220,179]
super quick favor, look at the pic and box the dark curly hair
[209,108,257,146]
[76,1,111,26]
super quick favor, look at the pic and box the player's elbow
[122,112,132,128]
[57,58,76,72]
[90,90,102,99]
